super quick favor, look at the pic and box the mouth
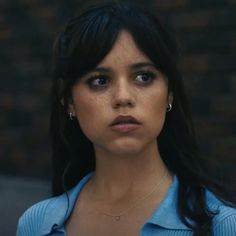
[109,115,141,133]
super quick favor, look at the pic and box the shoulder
[206,190,236,235]
[16,172,94,236]
[213,205,236,235]
[16,197,58,236]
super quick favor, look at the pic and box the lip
[109,115,141,133]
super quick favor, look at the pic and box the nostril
[113,99,135,108]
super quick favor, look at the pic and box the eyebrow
[88,67,111,74]
[89,62,157,74]
[129,62,156,70]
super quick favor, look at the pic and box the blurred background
[1,0,236,235]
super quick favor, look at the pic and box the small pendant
[115,216,121,221]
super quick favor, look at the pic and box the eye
[86,75,109,89]
[135,71,156,85]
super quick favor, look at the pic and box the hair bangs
[65,8,122,83]
[62,2,178,89]
[122,13,179,88]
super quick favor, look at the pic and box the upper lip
[110,115,141,126]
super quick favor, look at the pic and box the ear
[168,91,174,105]
[67,98,76,116]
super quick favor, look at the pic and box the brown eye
[135,72,155,85]
[87,75,110,89]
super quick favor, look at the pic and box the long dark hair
[50,2,236,235]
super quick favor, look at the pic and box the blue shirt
[16,173,236,235]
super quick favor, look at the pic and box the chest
[65,201,158,236]
[64,217,193,236]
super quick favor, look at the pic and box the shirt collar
[41,173,190,234]
[41,172,95,235]
[146,175,191,230]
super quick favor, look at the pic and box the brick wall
[157,0,236,167]
[0,0,236,179]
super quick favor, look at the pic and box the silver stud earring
[69,112,74,120]
[167,103,172,112]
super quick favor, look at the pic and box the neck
[89,142,171,201]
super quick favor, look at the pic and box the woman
[17,2,236,236]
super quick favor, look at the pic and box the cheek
[142,86,168,113]
[142,89,168,134]
[72,87,98,115]
[74,97,98,122]
[72,94,107,139]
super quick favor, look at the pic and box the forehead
[97,30,152,68]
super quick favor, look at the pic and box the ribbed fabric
[213,209,236,235]
[16,173,236,236]
[17,199,51,236]
[141,224,193,236]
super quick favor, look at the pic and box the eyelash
[86,75,110,89]
[86,70,157,90]
[135,71,156,85]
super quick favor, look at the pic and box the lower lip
[110,123,141,133]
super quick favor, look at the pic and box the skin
[67,31,173,235]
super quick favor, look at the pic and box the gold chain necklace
[96,170,169,221]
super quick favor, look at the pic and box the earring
[69,112,74,120]
[167,103,172,112]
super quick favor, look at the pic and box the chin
[94,136,157,157]
[107,140,148,156]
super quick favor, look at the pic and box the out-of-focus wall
[1,0,236,186]
[1,0,236,235]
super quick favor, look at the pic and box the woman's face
[69,31,173,156]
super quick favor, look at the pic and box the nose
[112,79,136,109]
